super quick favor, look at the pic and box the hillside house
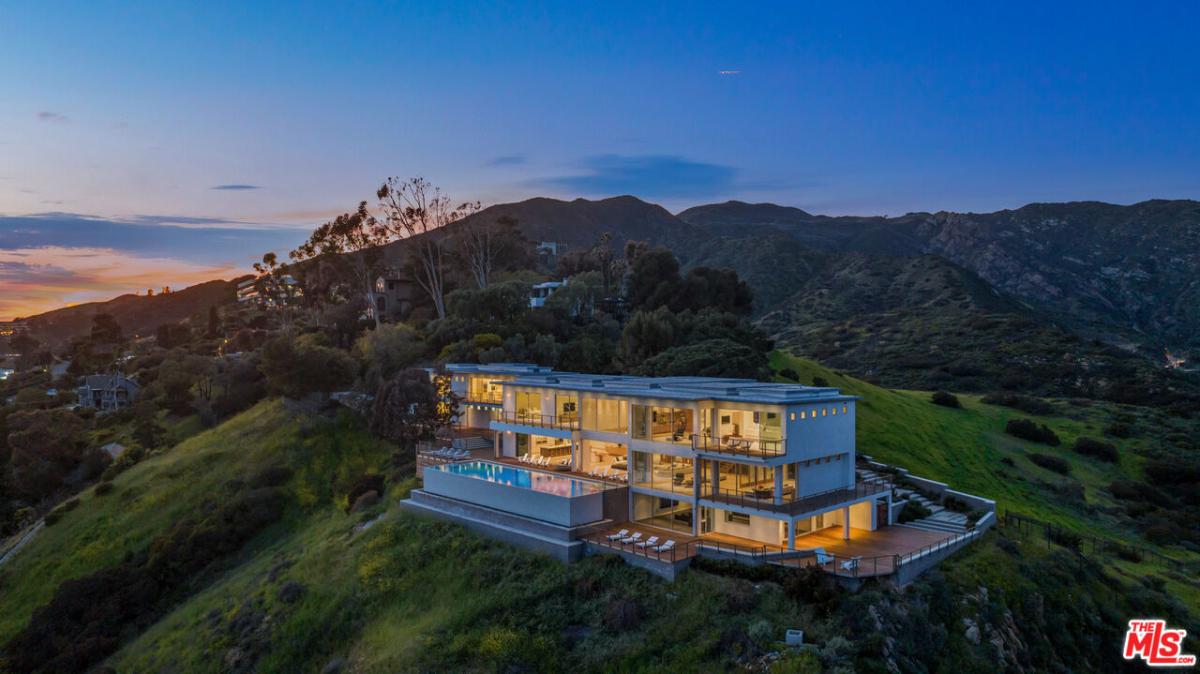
[373,268,418,321]
[77,373,140,413]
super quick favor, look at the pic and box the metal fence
[1001,511,1186,572]
[493,410,581,430]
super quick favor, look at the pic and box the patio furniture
[840,556,861,572]
[635,536,659,549]
[620,532,642,545]
[652,540,675,553]
[606,528,629,541]
[812,547,834,565]
[518,453,529,463]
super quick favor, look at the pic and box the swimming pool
[435,460,603,497]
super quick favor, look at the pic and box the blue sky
[1,1,1198,318]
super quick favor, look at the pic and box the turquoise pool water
[436,460,602,497]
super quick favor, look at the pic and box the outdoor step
[928,511,969,524]
[901,520,967,534]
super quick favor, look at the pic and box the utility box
[785,629,804,646]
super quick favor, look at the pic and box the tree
[90,313,123,345]
[257,335,356,400]
[290,201,390,328]
[354,323,427,391]
[252,253,301,330]
[10,333,40,356]
[619,307,679,365]
[457,215,511,289]
[6,409,91,501]
[376,177,479,320]
[625,248,681,311]
[636,338,770,380]
[369,368,459,449]
[206,306,221,338]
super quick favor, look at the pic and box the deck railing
[698,480,890,516]
[464,391,503,405]
[492,410,581,431]
[691,433,784,457]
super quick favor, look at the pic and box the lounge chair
[518,453,529,463]
[597,466,611,479]
[620,532,642,545]
[634,535,660,549]
[812,547,834,565]
[606,528,630,541]
[652,540,675,553]
[840,556,861,572]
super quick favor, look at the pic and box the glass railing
[493,410,581,430]
[697,481,889,516]
[465,391,503,405]
[690,433,784,457]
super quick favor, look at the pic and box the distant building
[236,278,260,304]
[0,320,29,337]
[536,241,567,269]
[238,275,301,307]
[77,373,140,412]
[373,268,418,321]
[530,279,567,308]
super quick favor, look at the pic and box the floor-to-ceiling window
[632,493,694,534]
[582,397,628,433]
[516,433,572,463]
[631,405,693,445]
[631,451,694,495]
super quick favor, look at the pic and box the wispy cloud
[0,246,243,320]
[535,154,738,199]
[211,183,261,191]
[486,155,527,167]
[35,110,68,123]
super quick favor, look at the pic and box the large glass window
[631,405,694,444]
[582,397,628,433]
[515,391,541,417]
[632,493,694,534]
[631,451,694,495]
[556,394,578,423]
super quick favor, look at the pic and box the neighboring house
[529,279,567,308]
[236,278,260,304]
[238,275,301,307]
[373,268,418,321]
[535,241,566,269]
[0,319,29,337]
[77,374,140,412]
[403,364,999,582]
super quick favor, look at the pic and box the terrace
[691,432,784,458]
[493,410,581,431]
[698,481,890,516]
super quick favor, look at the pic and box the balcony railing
[698,480,889,516]
[464,391,503,405]
[691,433,784,457]
[493,410,581,431]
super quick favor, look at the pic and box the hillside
[681,199,1200,355]
[0,368,1195,671]
[19,279,241,347]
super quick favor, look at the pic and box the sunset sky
[2,2,1198,320]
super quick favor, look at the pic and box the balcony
[493,410,581,431]
[691,433,784,458]
[464,391,503,405]
[698,480,889,516]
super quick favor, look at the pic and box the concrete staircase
[889,484,970,534]
[454,435,493,451]
[855,468,893,487]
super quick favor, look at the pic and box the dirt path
[0,520,44,569]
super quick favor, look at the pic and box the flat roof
[445,363,854,405]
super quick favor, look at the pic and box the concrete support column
[710,460,720,495]
[773,467,784,505]
[842,506,851,540]
[787,520,796,550]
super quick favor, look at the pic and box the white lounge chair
[620,532,642,545]
[812,547,834,565]
[840,556,861,572]
[652,540,675,553]
[606,528,630,541]
[597,466,611,479]
[518,453,529,463]
[539,456,550,467]
[635,535,659,549]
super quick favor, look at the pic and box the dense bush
[1047,527,1082,550]
[1005,418,1061,445]
[982,392,1055,415]
[930,391,961,409]
[1109,479,1171,506]
[1071,437,1118,462]
[4,487,287,673]
[897,499,932,523]
[778,368,800,381]
[94,482,115,496]
[1029,452,1070,474]
[1104,422,1134,439]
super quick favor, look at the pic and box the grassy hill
[1,371,1195,671]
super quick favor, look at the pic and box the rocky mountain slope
[681,199,1200,354]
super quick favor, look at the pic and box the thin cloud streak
[211,184,262,190]
[35,110,68,123]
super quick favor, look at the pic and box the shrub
[1109,479,1170,505]
[897,499,931,523]
[1104,422,1134,439]
[1005,418,1061,445]
[346,473,386,509]
[982,393,1055,415]
[61,497,80,512]
[94,482,115,496]
[1000,457,1015,467]
[43,509,63,526]
[778,368,800,381]
[248,465,294,488]
[1072,437,1118,463]
[1047,527,1082,550]
[930,391,962,409]
[812,376,829,387]
[942,494,971,512]
[1029,453,1070,474]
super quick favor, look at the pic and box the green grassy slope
[2,374,1195,672]
[771,352,1199,605]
